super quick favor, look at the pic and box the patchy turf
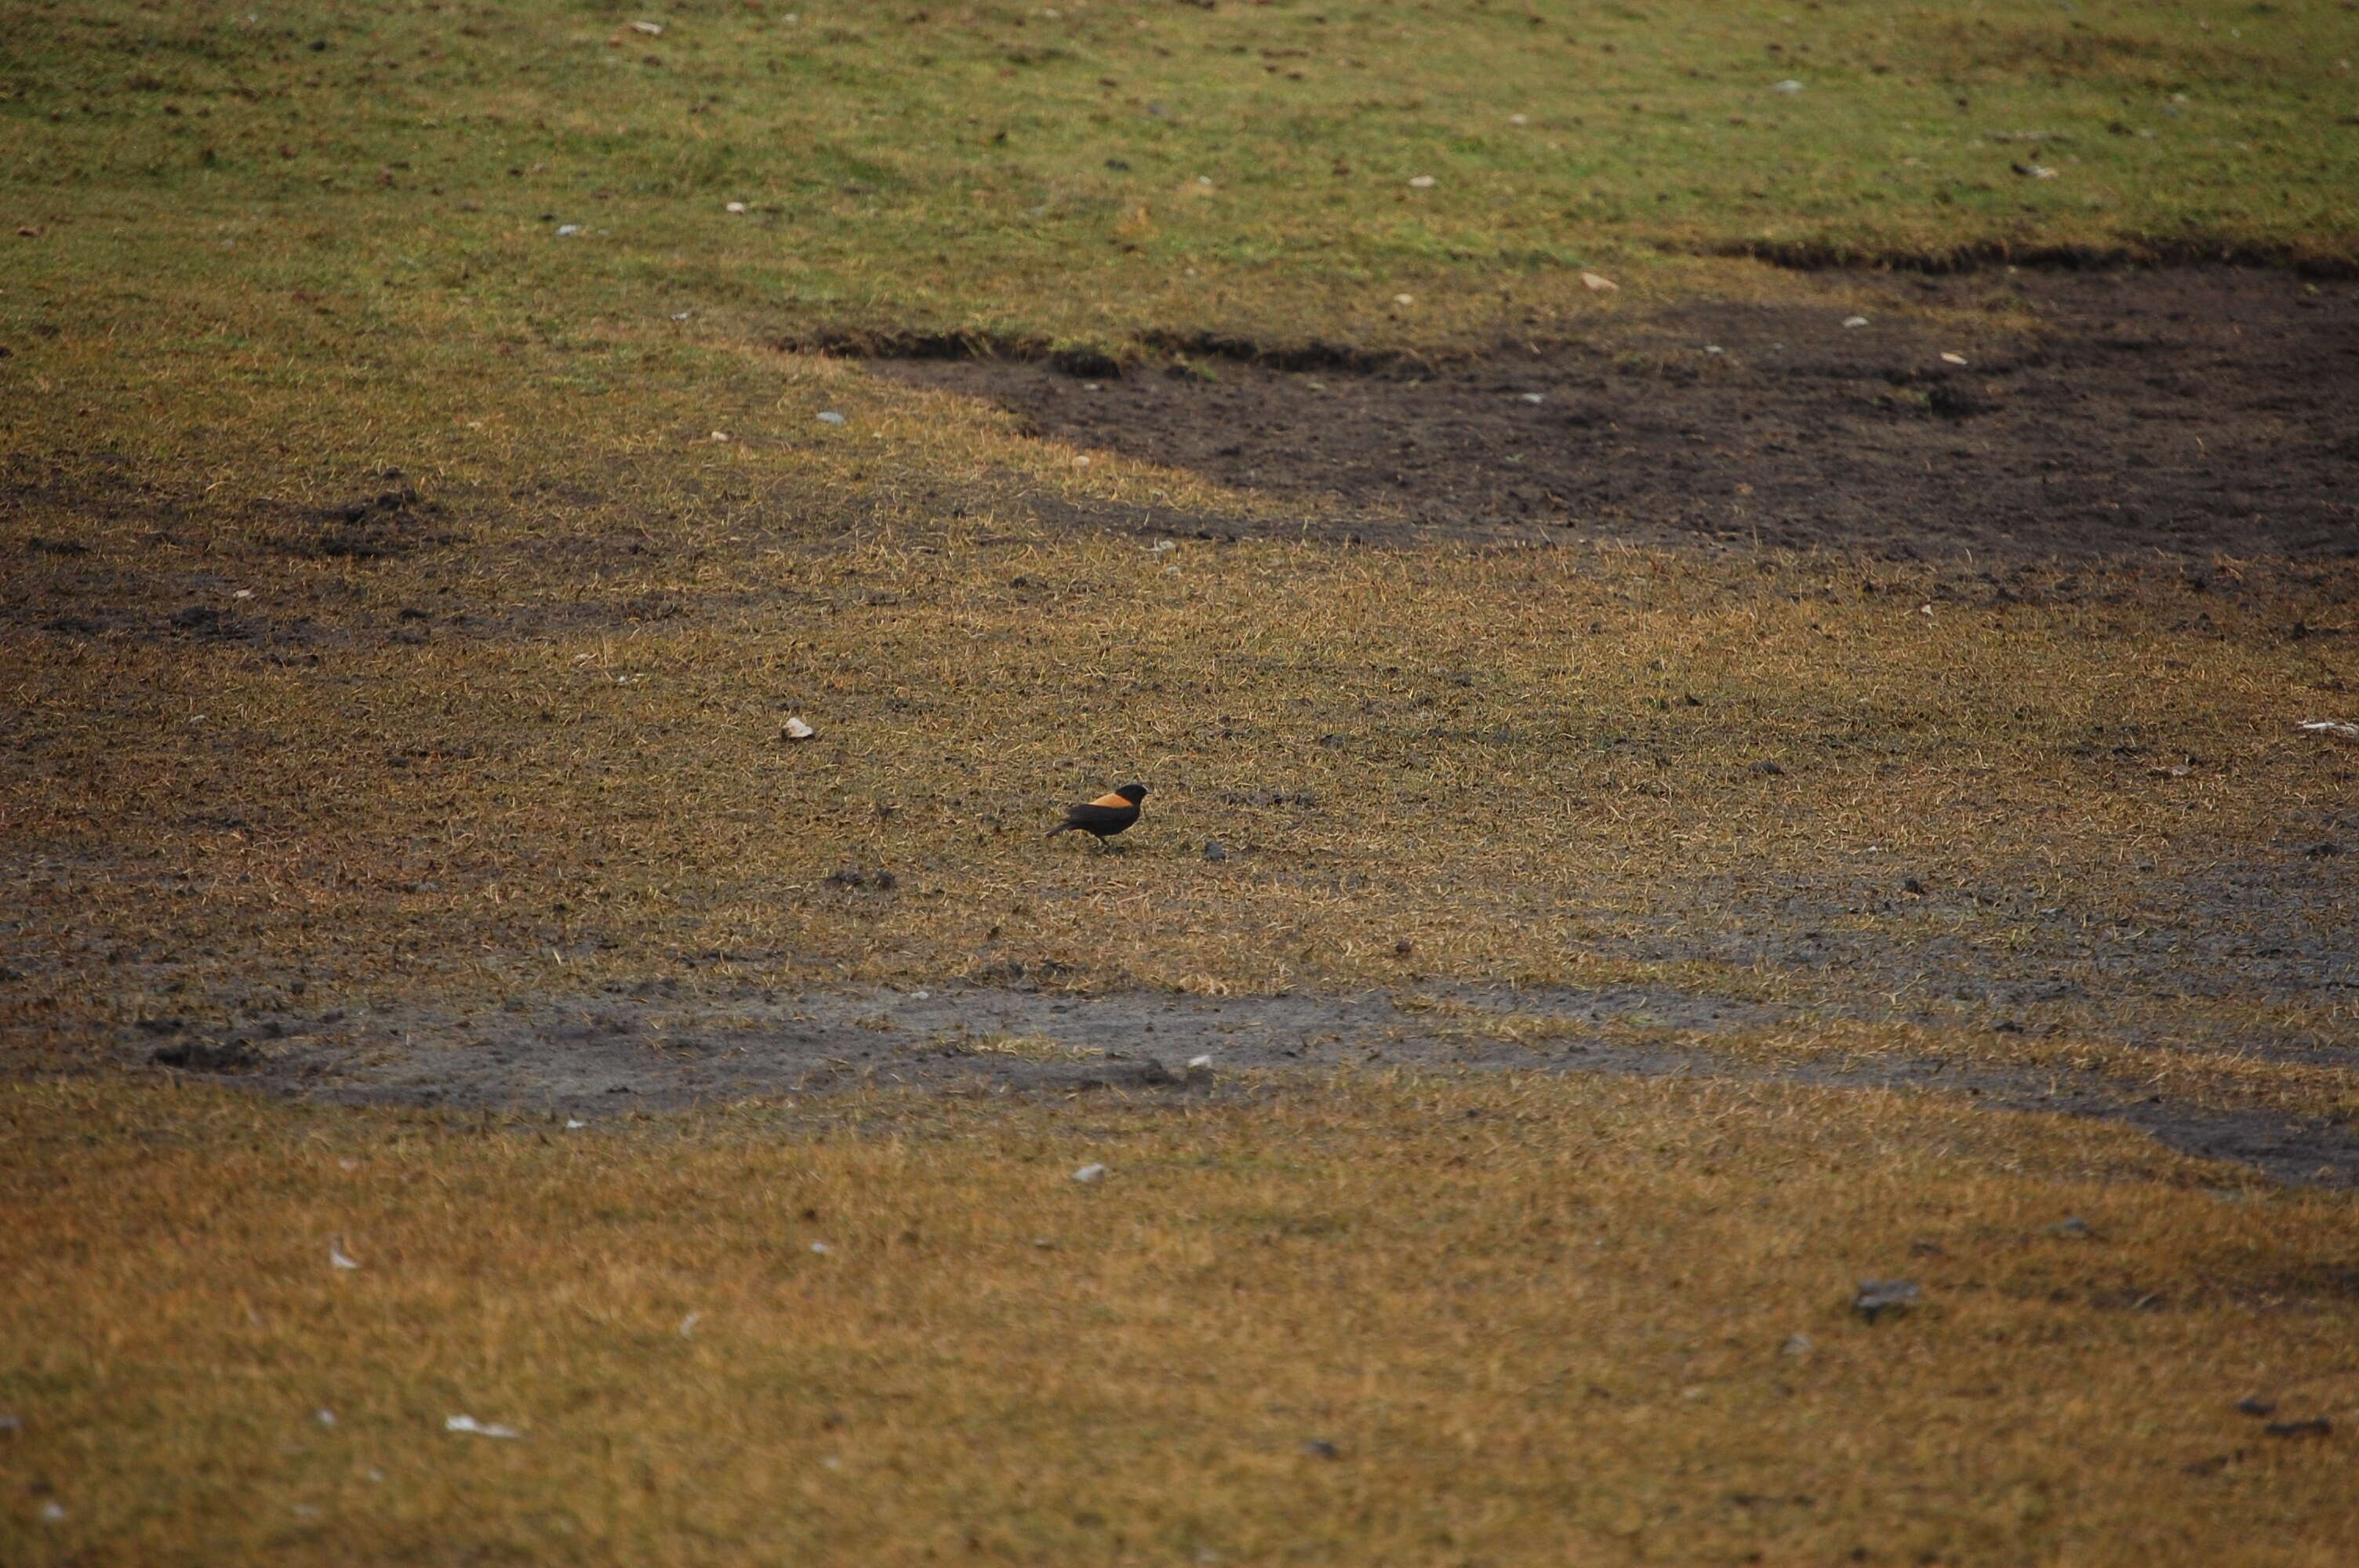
[5,0,2359,1556]
[8,534,2355,1052]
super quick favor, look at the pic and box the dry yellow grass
[1418,1007,2359,1134]
[2,1075,2355,1566]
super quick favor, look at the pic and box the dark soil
[142,984,2359,1188]
[870,267,2359,560]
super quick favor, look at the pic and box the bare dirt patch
[129,984,2359,1188]
[871,267,2359,560]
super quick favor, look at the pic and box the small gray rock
[1853,1279,1921,1323]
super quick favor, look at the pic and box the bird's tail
[1045,822,1078,838]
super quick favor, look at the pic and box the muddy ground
[873,267,2359,560]
[146,983,2359,1188]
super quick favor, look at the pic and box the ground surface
[53,263,2349,1191]
[12,1073,2359,1568]
[876,267,2359,557]
[170,981,2359,1189]
[8,0,2359,1553]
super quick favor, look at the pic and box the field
[3,1,2357,1562]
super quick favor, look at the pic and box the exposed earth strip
[138,985,2359,1189]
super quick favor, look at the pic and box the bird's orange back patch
[1089,790,1135,808]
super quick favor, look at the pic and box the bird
[1048,782,1147,845]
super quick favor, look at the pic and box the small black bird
[1048,782,1147,844]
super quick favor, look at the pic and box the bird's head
[1114,782,1148,804]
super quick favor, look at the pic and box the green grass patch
[5,0,2355,530]
[5,0,2355,376]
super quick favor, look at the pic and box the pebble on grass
[1852,1279,1920,1323]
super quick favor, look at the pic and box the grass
[5,0,2356,376]
[5,1,2359,1555]
[4,1074,2357,1565]
[5,0,2357,510]
[954,1031,1110,1062]
[5,534,2353,1051]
